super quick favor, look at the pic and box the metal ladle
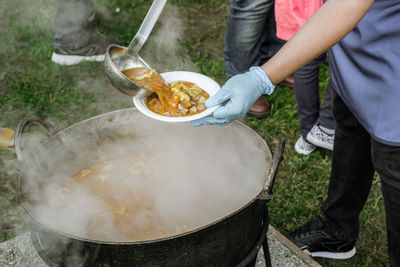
[104,0,167,97]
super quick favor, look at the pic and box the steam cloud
[22,111,270,242]
[141,4,199,73]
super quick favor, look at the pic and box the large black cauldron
[15,109,284,266]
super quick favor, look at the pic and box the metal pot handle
[261,139,286,199]
[14,116,56,162]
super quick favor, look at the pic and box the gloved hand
[192,66,275,126]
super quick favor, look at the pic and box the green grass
[0,0,387,266]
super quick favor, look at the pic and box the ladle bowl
[104,44,151,97]
[104,0,167,97]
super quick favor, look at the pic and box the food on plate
[122,67,209,117]
[146,80,209,117]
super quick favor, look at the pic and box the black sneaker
[51,34,111,66]
[287,216,356,259]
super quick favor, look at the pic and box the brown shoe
[279,74,294,88]
[247,96,271,118]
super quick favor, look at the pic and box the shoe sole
[246,111,270,119]
[278,82,294,89]
[306,133,333,151]
[51,52,105,66]
[294,139,316,155]
[294,145,315,155]
[309,247,356,260]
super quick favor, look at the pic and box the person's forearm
[262,0,374,85]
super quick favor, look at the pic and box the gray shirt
[328,0,400,145]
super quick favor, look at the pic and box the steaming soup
[122,67,171,110]
[122,67,209,116]
[57,154,196,241]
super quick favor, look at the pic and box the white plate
[133,71,220,122]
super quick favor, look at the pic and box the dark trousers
[294,53,335,138]
[54,0,95,50]
[322,89,400,266]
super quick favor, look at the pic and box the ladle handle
[14,116,56,162]
[127,0,167,57]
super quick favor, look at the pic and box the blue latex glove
[192,66,275,126]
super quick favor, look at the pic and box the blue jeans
[322,89,400,266]
[54,0,95,50]
[294,53,335,138]
[224,0,284,78]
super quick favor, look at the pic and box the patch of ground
[181,2,228,62]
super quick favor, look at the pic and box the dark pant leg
[371,139,400,266]
[258,5,285,64]
[321,90,375,241]
[317,80,336,131]
[54,0,95,50]
[294,53,327,138]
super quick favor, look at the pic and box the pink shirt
[275,0,323,41]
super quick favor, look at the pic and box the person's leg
[293,54,326,155]
[317,80,336,130]
[371,139,400,266]
[52,0,108,65]
[258,5,285,64]
[295,54,335,151]
[321,90,375,240]
[288,89,373,259]
[54,0,95,50]
[305,78,336,151]
[224,0,277,118]
[224,0,275,78]
[294,53,327,139]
